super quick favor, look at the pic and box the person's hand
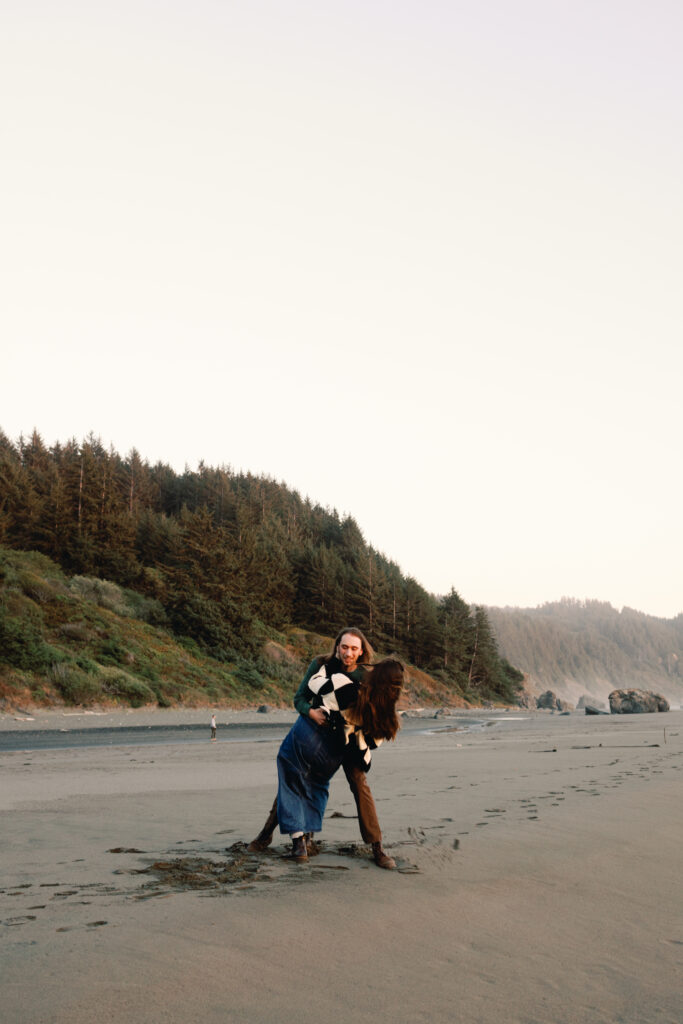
[308,707,327,726]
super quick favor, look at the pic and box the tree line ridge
[0,430,523,708]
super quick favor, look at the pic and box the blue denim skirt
[276,715,345,835]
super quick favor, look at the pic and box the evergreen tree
[439,588,475,683]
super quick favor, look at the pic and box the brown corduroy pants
[341,757,381,844]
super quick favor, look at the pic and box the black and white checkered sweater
[305,663,381,771]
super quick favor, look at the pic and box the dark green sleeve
[293,658,323,717]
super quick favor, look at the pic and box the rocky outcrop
[584,704,609,715]
[577,695,606,710]
[536,690,573,712]
[608,689,670,714]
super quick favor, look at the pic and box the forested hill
[487,600,683,706]
[0,430,523,707]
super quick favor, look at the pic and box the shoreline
[0,704,299,731]
[0,705,515,752]
[0,702,513,732]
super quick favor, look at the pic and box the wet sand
[2,709,681,1023]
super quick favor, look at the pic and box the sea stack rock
[608,689,670,714]
[536,690,573,712]
[577,695,606,711]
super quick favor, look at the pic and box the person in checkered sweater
[275,654,403,863]
[248,627,403,868]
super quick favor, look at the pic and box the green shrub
[0,604,62,671]
[4,589,44,626]
[0,551,19,587]
[70,576,130,617]
[254,654,301,687]
[178,636,201,658]
[29,683,51,704]
[95,638,127,666]
[60,622,91,642]
[100,669,155,707]
[152,678,188,704]
[234,662,264,689]
[121,588,168,627]
[51,663,103,705]
[153,690,173,708]
[210,645,241,664]
[136,661,160,683]
[74,655,100,674]
[18,570,60,604]
[13,550,66,583]
[69,575,166,626]
[166,593,254,658]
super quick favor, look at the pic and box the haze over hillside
[487,599,683,707]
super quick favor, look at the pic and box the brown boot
[247,799,278,852]
[372,842,396,870]
[247,830,274,853]
[304,832,320,857]
[291,835,308,862]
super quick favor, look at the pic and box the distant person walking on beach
[248,627,400,869]
[210,714,217,741]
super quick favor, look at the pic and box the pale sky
[2,1,681,619]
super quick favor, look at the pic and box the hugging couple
[248,627,403,869]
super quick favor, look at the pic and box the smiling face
[336,632,363,670]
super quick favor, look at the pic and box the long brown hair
[327,626,375,665]
[347,658,403,741]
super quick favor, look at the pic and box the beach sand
[1,708,681,1023]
